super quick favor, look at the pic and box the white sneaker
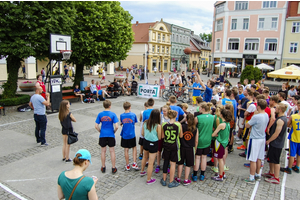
[81,101,84,104]
[234,135,241,140]
[236,140,243,144]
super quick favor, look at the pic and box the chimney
[136,21,139,26]
[191,31,194,35]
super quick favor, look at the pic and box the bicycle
[162,86,189,103]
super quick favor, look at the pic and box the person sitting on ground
[74,85,85,103]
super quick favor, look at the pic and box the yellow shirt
[291,114,300,143]
[256,82,260,90]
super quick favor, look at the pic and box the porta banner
[138,84,160,99]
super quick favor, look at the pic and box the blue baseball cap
[75,149,92,164]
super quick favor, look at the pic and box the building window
[231,19,237,30]
[166,47,169,54]
[162,34,165,41]
[271,18,277,29]
[162,47,165,53]
[152,60,157,71]
[235,1,248,10]
[180,36,182,43]
[243,18,249,30]
[290,43,298,53]
[262,1,277,8]
[176,35,178,42]
[172,34,175,41]
[265,38,277,51]
[176,49,178,54]
[216,39,220,51]
[164,60,168,71]
[216,3,225,14]
[292,22,300,33]
[158,34,161,41]
[152,46,155,53]
[259,18,264,29]
[245,39,259,50]
[228,38,239,50]
[216,19,223,31]
[157,46,160,53]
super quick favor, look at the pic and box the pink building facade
[211,1,287,73]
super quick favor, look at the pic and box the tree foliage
[70,1,134,87]
[199,32,212,43]
[240,65,262,84]
[0,1,76,98]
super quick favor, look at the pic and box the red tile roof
[190,40,200,52]
[132,22,156,43]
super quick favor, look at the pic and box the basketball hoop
[60,50,72,60]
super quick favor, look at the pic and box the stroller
[131,81,138,95]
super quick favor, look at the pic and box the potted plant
[19,81,36,91]
[201,65,207,75]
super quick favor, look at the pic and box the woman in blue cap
[57,149,98,200]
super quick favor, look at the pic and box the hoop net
[60,50,72,60]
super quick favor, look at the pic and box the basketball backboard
[50,34,71,54]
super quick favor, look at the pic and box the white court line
[281,136,289,200]
[250,167,263,200]
[0,182,27,200]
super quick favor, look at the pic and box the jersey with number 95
[162,122,181,151]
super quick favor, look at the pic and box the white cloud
[120,1,214,34]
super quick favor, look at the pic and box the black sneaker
[228,148,234,154]
[41,143,49,147]
[65,159,72,163]
[292,166,299,173]
[207,160,214,166]
[101,166,106,173]
[112,167,117,174]
[280,167,291,174]
[62,158,66,161]
[285,148,289,151]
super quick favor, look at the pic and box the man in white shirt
[277,92,291,116]
[154,67,157,76]
[218,82,225,93]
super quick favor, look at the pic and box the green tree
[240,65,262,84]
[0,2,75,98]
[70,1,134,87]
[199,32,212,42]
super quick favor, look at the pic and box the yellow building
[148,19,171,72]
[122,19,171,73]
[282,2,300,68]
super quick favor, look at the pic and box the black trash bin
[49,75,62,112]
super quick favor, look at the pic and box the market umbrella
[255,63,274,70]
[215,63,237,68]
[267,66,300,79]
[287,64,300,70]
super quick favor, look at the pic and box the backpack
[84,98,95,103]
[17,104,32,112]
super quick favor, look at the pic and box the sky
[120,1,215,35]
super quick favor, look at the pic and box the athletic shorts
[246,138,265,162]
[213,140,225,159]
[193,96,198,104]
[143,139,158,154]
[288,129,293,140]
[158,139,163,152]
[267,145,282,164]
[99,137,115,147]
[102,76,105,80]
[177,147,195,167]
[196,147,210,156]
[160,85,166,90]
[162,149,179,163]
[138,137,144,146]
[290,141,300,157]
[238,117,244,129]
[121,137,136,148]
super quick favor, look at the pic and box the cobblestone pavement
[0,94,299,199]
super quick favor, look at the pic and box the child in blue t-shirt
[120,102,140,171]
[74,85,85,103]
[95,100,119,174]
[143,98,155,122]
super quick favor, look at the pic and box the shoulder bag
[67,113,78,145]
[68,176,85,200]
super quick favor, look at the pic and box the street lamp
[209,55,212,76]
